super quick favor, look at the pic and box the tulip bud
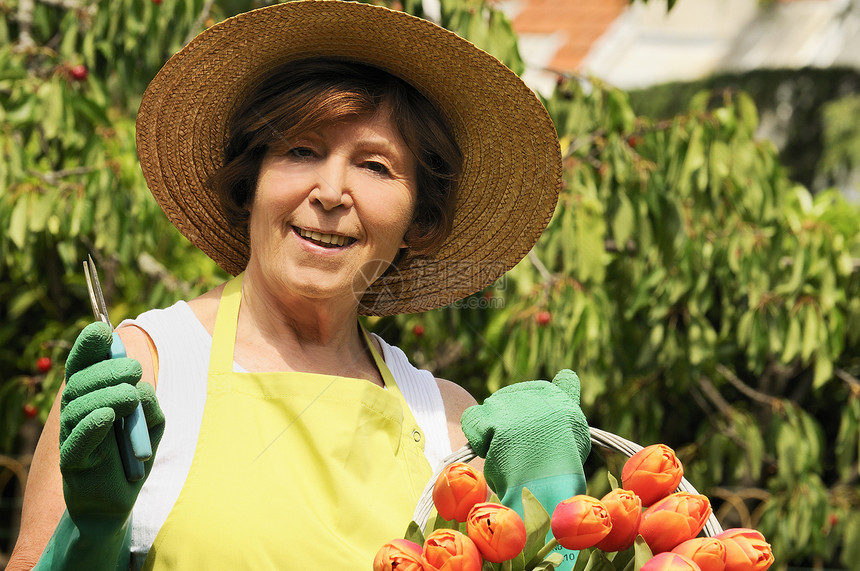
[373,539,425,571]
[466,503,527,563]
[551,495,613,550]
[622,444,684,506]
[713,528,774,571]
[594,488,643,552]
[422,529,483,571]
[432,462,489,522]
[639,492,712,553]
[640,551,703,571]
[671,538,726,571]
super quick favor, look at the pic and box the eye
[288,147,317,159]
[363,161,391,176]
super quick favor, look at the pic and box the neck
[233,267,378,381]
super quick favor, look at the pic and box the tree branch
[184,0,217,46]
[835,368,860,395]
[697,375,734,416]
[28,166,96,186]
[716,363,782,409]
[528,250,553,283]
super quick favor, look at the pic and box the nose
[309,160,354,210]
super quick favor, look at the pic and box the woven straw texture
[136,0,562,316]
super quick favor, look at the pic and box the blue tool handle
[110,332,152,482]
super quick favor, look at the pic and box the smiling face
[245,109,418,307]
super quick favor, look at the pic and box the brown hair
[209,58,462,257]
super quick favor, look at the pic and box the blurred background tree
[1,0,859,569]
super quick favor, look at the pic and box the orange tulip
[422,529,483,571]
[622,444,684,506]
[639,492,712,553]
[640,552,703,571]
[466,503,527,562]
[551,495,613,550]
[432,462,489,522]
[671,538,726,571]
[373,539,425,571]
[714,528,774,571]
[594,488,643,552]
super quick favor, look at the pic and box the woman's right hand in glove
[60,321,165,520]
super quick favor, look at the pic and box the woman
[9,1,567,569]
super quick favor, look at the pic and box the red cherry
[69,64,88,81]
[829,514,839,527]
[36,356,52,373]
[535,311,551,326]
[627,135,640,148]
[23,403,38,418]
[412,324,425,337]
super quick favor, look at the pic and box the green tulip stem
[526,538,559,569]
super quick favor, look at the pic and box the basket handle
[413,426,724,537]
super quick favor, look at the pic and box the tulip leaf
[607,471,620,491]
[508,552,527,571]
[611,546,634,570]
[403,520,424,545]
[571,549,591,571]
[532,551,564,570]
[483,561,502,571]
[428,513,458,532]
[632,536,652,569]
[521,488,552,564]
[581,549,614,571]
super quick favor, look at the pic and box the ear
[401,222,421,250]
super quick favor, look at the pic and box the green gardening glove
[35,322,166,571]
[461,369,590,570]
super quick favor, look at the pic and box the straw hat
[136,0,562,316]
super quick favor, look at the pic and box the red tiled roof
[512,0,628,71]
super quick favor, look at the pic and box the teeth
[298,228,349,247]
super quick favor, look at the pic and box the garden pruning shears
[83,254,152,482]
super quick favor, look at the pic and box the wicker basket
[413,426,724,537]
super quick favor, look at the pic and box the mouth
[294,227,356,249]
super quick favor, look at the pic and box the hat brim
[136,0,562,316]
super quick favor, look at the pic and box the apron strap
[209,273,243,376]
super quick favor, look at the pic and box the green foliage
[0,0,231,450]
[627,67,860,194]
[2,0,859,568]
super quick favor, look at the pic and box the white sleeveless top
[119,301,451,561]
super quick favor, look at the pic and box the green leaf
[403,520,425,545]
[571,548,591,571]
[522,488,552,564]
[540,552,564,569]
[607,471,619,491]
[582,549,615,571]
[633,536,652,569]
[737,91,759,134]
[801,306,818,362]
[781,315,802,363]
[611,193,635,249]
[612,546,634,571]
[429,513,458,531]
[28,191,54,233]
[9,289,42,319]
[9,194,29,248]
[813,354,833,389]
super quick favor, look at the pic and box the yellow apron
[143,274,432,569]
